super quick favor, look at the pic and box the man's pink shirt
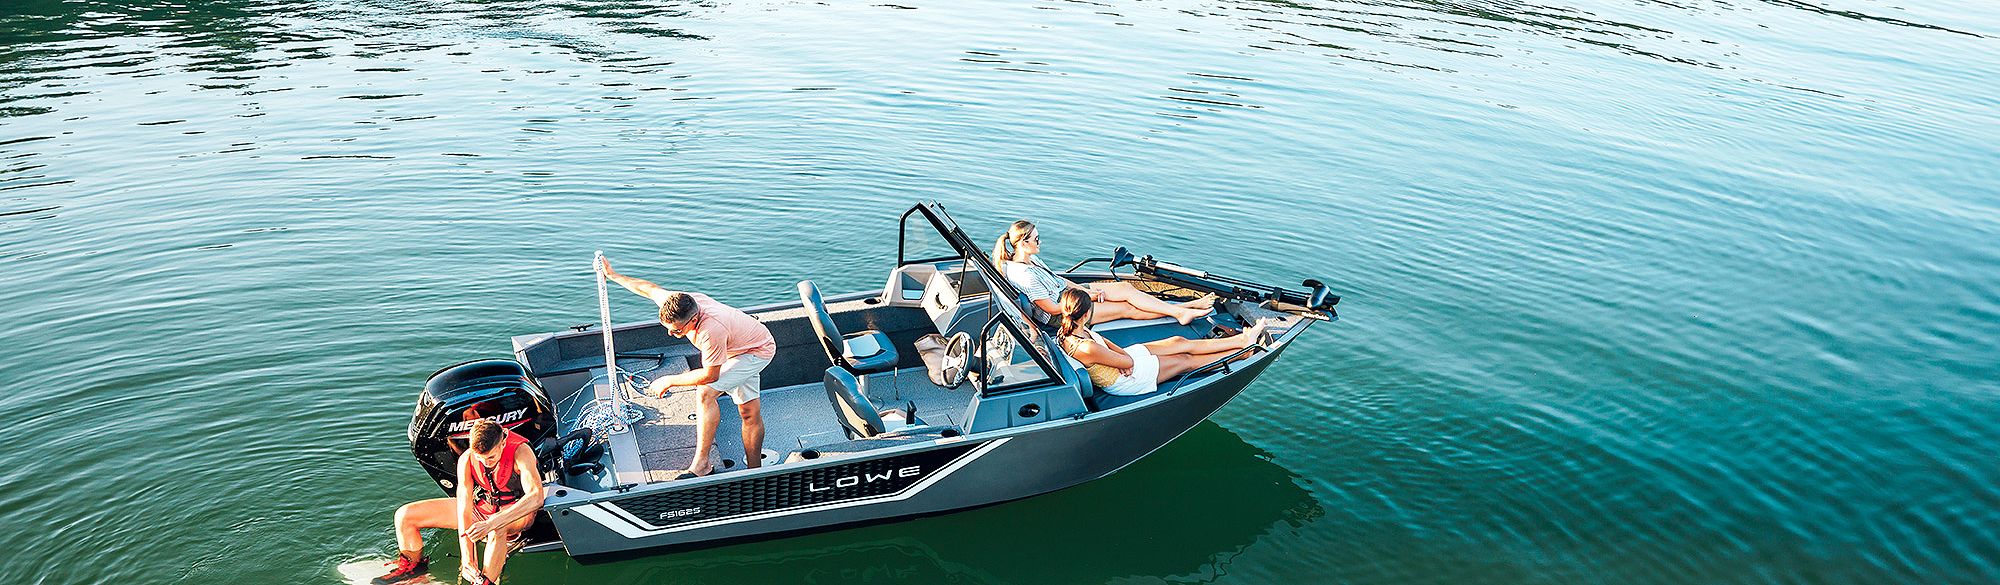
[671,292,777,367]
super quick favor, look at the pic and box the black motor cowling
[409,359,556,495]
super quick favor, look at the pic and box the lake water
[2,0,1997,582]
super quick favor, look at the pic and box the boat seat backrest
[823,366,887,440]
[801,279,900,374]
[799,280,847,364]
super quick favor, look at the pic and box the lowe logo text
[806,466,922,493]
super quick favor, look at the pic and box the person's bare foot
[1184,293,1220,310]
[1241,318,1278,346]
[1240,318,1266,341]
[1248,318,1281,347]
[1175,305,1214,326]
[683,460,713,478]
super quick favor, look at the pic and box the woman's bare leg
[1139,319,1269,356]
[393,498,457,558]
[1139,334,1251,357]
[1087,282,1211,325]
[1087,300,1170,324]
[1152,348,1259,382]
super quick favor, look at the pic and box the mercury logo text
[448,408,528,433]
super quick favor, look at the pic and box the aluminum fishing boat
[403,201,1340,560]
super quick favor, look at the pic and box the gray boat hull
[544,337,1292,559]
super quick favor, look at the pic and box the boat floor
[604,362,976,483]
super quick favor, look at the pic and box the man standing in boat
[599,255,776,477]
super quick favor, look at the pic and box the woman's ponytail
[1056,288,1092,340]
[992,233,1013,268]
[992,219,1036,267]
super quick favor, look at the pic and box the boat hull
[547,342,1288,559]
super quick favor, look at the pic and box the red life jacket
[469,431,530,515]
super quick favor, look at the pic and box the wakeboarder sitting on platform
[373,418,543,585]
[599,255,777,477]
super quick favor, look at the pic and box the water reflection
[1,0,1979,129]
[1212,0,1715,70]
[0,0,715,102]
[1747,0,1982,37]
[530,422,1322,584]
[1206,0,1978,75]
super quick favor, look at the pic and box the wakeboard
[335,558,442,585]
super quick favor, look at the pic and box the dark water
[3,0,1997,582]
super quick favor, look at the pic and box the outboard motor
[409,359,556,495]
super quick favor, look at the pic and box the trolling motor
[1303,279,1339,314]
[409,359,558,494]
[1107,246,1137,280]
[1117,250,1341,320]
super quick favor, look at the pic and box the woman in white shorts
[1053,288,1274,396]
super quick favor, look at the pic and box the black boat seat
[823,367,888,440]
[800,280,899,374]
[1020,292,1055,329]
[840,329,899,373]
[822,366,932,440]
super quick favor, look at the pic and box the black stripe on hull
[603,442,984,532]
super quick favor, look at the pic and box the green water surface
[2,0,1997,582]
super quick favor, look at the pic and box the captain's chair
[800,280,899,374]
[824,367,888,439]
[824,363,943,441]
[801,279,906,440]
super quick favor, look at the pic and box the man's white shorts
[710,353,772,403]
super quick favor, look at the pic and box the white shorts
[710,354,771,403]
[1103,345,1161,396]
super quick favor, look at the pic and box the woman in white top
[993,220,1218,325]
[1055,288,1272,396]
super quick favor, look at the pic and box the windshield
[898,202,1066,389]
